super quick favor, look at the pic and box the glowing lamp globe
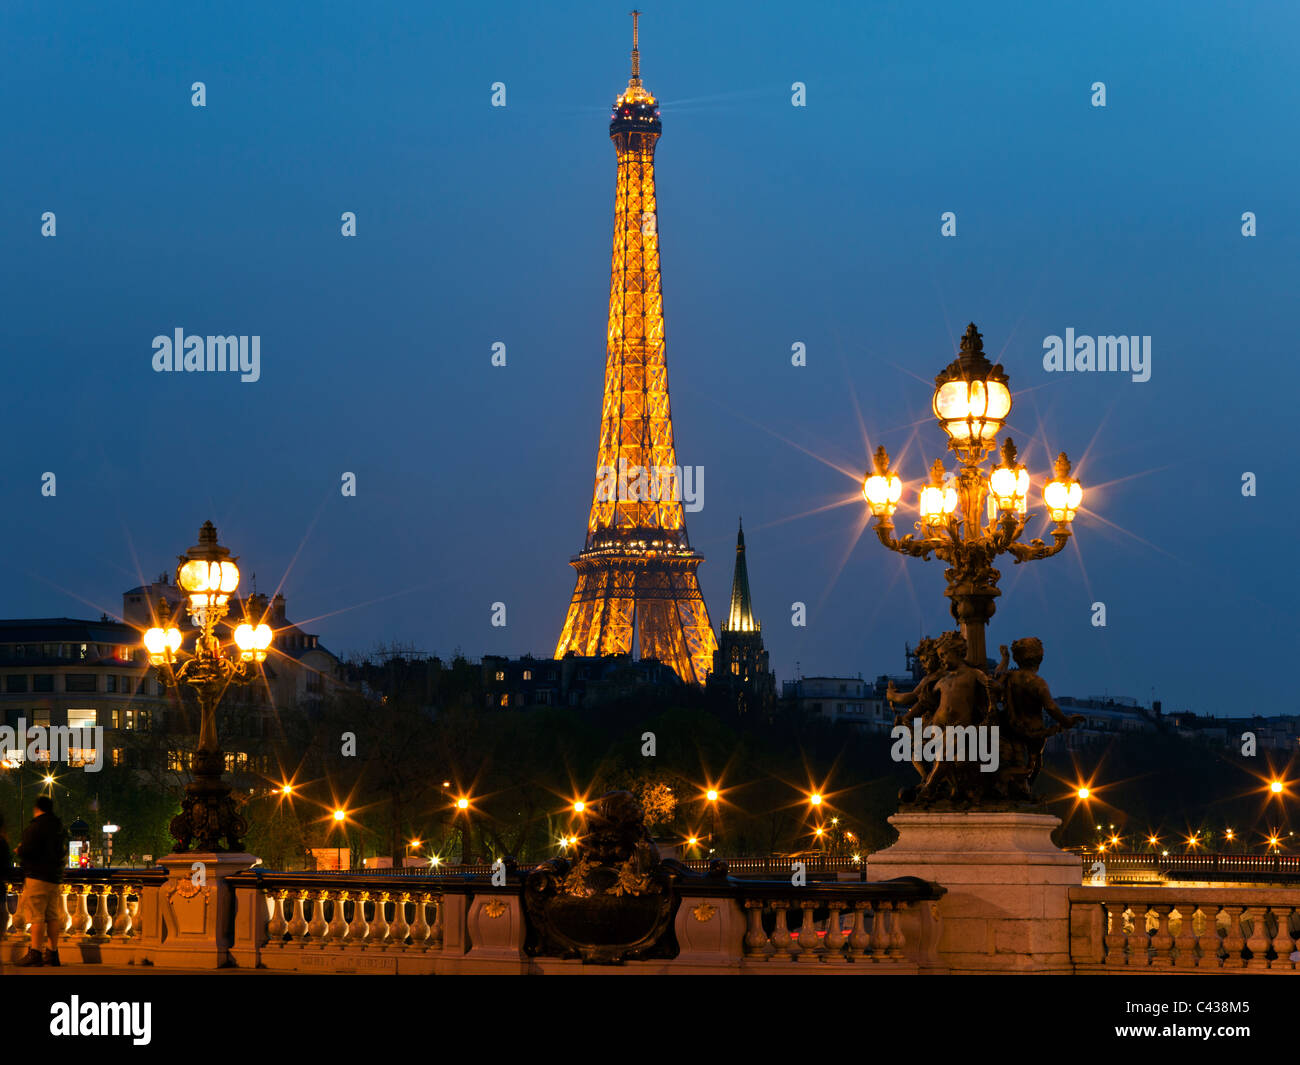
[919,458,958,526]
[932,324,1012,452]
[989,438,1031,516]
[177,521,240,612]
[863,446,903,517]
[1044,452,1083,523]
[143,625,182,665]
[234,622,274,662]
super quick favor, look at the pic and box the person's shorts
[20,878,63,926]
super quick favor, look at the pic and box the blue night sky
[1,1,1295,715]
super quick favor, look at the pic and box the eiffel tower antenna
[555,16,717,684]
[629,10,641,85]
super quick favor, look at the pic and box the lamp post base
[868,811,1078,973]
[170,753,249,853]
[153,851,259,969]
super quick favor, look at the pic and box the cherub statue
[991,637,1084,799]
[922,631,991,801]
[886,637,941,783]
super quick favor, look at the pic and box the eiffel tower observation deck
[554,12,718,685]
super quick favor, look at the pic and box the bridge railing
[1069,885,1300,971]
[2,870,168,964]
[1,867,942,972]
[234,867,944,973]
[1079,851,1300,879]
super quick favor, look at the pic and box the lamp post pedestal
[152,851,259,969]
[868,811,1077,974]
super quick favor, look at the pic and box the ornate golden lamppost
[143,521,272,852]
[863,323,1083,667]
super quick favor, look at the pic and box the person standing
[15,796,66,967]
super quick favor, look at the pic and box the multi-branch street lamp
[143,521,272,852]
[863,323,1084,666]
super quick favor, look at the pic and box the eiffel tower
[554,12,718,685]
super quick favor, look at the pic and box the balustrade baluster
[743,900,769,958]
[409,892,430,949]
[870,902,891,961]
[1221,905,1246,968]
[306,890,328,943]
[1104,902,1127,967]
[795,901,818,961]
[390,891,411,947]
[89,883,112,942]
[104,884,126,939]
[887,901,907,960]
[327,891,350,943]
[1172,904,1198,969]
[823,902,847,962]
[67,886,89,938]
[288,890,310,942]
[1136,903,1158,966]
[1243,906,1271,970]
[768,901,792,959]
[1149,904,1174,967]
[1270,907,1296,971]
[124,887,139,939]
[347,890,370,944]
[266,890,288,942]
[848,902,871,960]
[429,895,443,949]
[371,891,391,947]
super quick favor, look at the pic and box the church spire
[726,519,757,633]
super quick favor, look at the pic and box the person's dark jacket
[17,813,66,883]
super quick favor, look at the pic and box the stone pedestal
[151,852,258,969]
[673,896,746,969]
[868,811,1077,974]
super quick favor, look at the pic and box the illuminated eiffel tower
[554,12,718,685]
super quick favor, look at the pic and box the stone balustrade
[234,871,451,973]
[3,868,942,973]
[1070,885,1300,972]
[16,869,1300,974]
[3,871,167,965]
[234,869,945,973]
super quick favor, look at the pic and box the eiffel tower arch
[555,13,718,685]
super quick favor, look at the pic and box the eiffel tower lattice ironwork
[554,13,718,685]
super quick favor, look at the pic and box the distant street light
[102,824,120,867]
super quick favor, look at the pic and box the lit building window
[495,671,505,681]
[67,708,97,729]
